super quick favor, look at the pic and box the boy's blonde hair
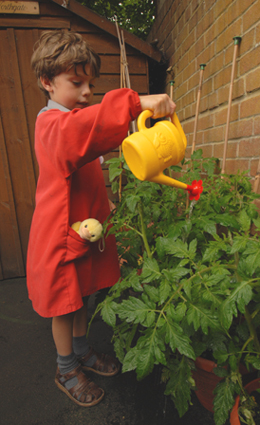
[31,30,101,96]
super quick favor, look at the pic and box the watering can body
[122,110,203,200]
[122,110,188,190]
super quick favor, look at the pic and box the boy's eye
[72,81,81,86]
[90,83,95,89]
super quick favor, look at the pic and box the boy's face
[40,64,96,110]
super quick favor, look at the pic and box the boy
[27,30,175,407]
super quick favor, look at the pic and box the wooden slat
[0,28,36,263]
[0,16,70,28]
[15,28,46,180]
[0,115,25,278]
[99,54,147,75]
[94,74,148,95]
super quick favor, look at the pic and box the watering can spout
[122,110,203,200]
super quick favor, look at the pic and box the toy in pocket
[71,218,104,252]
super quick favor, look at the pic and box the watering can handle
[137,110,187,149]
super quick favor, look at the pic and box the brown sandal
[55,365,104,407]
[79,347,120,377]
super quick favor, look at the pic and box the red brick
[214,104,239,126]
[197,113,214,130]
[239,137,260,157]
[254,116,260,135]
[204,126,224,144]
[240,96,260,118]
[201,144,213,158]
[225,159,250,174]
[182,27,196,56]
[218,85,229,105]
[228,118,253,139]
[250,159,260,178]
[243,1,260,32]
[227,0,253,25]
[240,28,254,57]
[197,8,214,39]
[214,0,233,20]
[214,65,232,90]
[246,68,260,93]
[197,42,215,67]
[240,46,260,75]
[208,92,218,110]
[183,60,196,82]
[216,19,242,54]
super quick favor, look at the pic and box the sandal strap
[80,347,119,374]
[56,365,102,404]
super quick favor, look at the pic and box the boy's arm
[36,89,175,178]
[36,88,141,177]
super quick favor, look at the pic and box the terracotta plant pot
[193,357,253,413]
[230,378,260,425]
[192,357,221,412]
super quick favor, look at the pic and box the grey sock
[73,335,97,367]
[57,352,79,390]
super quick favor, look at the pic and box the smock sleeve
[35,88,141,177]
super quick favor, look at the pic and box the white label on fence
[0,1,39,14]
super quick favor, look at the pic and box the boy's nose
[82,84,91,96]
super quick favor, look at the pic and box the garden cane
[191,64,206,155]
[186,64,206,208]
[221,36,242,175]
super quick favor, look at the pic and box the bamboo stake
[253,160,260,194]
[221,36,242,175]
[191,64,206,155]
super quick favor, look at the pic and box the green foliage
[93,150,260,424]
[79,0,156,40]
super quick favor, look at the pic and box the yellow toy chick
[71,218,103,242]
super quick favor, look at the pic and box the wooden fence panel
[0,115,25,278]
[0,28,36,275]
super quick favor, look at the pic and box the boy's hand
[139,94,176,119]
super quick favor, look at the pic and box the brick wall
[148,0,260,192]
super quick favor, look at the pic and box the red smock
[26,88,142,318]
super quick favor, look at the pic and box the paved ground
[0,278,215,425]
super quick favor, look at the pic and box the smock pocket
[64,227,91,263]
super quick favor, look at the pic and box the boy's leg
[52,312,104,407]
[73,302,120,377]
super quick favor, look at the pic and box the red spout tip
[186,179,203,200]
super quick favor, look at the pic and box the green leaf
[230,235,248,254]
[117,297,149,324]
[165,319,195,360]
[101,301,117,327]
[122,347,138,373]
[159,279,171,304]
[165,357,193,417]
[126,194,140,212]
[143,284,159,303]
[213,380,238,425]
[189,238,197,259]
[141,257,161,282]
[197,216,217,235]
[109,164,122,182]
[186,304,220,334]
[243,241,260,275]
[215,213,240,229]
[136,339,155,379]
[237,210,251,232]
[163,239,190,258]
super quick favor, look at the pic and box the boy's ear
[40,76,54,93]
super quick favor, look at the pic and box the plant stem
[138,203,152,258]
[244,306,260,353]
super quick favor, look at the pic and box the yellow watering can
[122,110,203,200]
